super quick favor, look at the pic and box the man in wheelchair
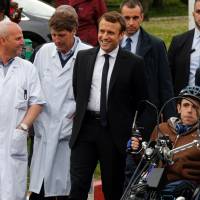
[124,85,200,200]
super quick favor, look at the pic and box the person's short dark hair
[49,7,78,32]
[120,0,144,13]
[98,11,126,33]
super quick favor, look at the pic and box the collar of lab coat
[51,37,80,60]
[50,38,81,75]
[1,57,23,82]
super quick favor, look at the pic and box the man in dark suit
[120,0,175,140]
[168,0,200,96]
[120,0,175,188]
[69,11,147,200]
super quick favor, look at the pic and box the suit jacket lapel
[85,47,99,99]
[184,29,194,76]
[108,47,123,98]
[136,28,151,57]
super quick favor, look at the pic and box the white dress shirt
[87,46,119,111]
[189,28,200,86]
[121,29,140,54]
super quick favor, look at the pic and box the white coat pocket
[10,129,28,161]
[15,87,28,110]
[59,117,72,141]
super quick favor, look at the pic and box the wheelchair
[121,136,200,200]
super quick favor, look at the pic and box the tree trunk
[141,0,153,21]
[152,0,164,8]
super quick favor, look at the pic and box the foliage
[180,0,188,5]
[148,0,187,17]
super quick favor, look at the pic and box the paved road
[27,194,94,200]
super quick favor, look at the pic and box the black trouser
[124,154,138,189]
[69,117,126,200]
[29,183,69,200]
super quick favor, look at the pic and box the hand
[131,136,142,151]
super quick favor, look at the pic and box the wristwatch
[18,123,29,132]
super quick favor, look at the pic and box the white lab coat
[29,38,91,196]
[0,57,45,200]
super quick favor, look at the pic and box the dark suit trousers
[69,116,126,200]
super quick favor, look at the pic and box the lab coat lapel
[59,58,75,77]
[51,48,77,77]
[51,49,63,70]
[3,60,19,84]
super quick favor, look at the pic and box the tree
[152,0,164,8]
[180,0,188,5]
[141,0,153,21]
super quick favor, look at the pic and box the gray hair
[0,21,19,37]
[49,5,78,31]
[56,5,77,18]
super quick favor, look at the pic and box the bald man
[0,21,45,200]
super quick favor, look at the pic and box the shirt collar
[124,29,140,43]
[99,45,119,59]
[57,36,79,57]
[194,27,200,39]
[0,57,15,67]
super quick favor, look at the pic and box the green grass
[143,16,188,48]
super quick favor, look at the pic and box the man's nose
[128,18,135,25]
[188,106,193,112]
[20,39,24,46]
[52,36,60,43]
[102,32,108,39]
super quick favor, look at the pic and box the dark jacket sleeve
[155,40,176,120]
[168,36,177,87]
[195,67,200,86]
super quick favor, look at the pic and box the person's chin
[127,29,137,35]
[183,118,196,125]
[100,46,111,53]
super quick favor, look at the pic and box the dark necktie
[123,37,132,52]
[100,54,110,127]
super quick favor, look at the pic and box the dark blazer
[137,27,175,118]
[195,67,200,86]
[136,28,175,139]
[168,29,195,96]
[70,46,147,153]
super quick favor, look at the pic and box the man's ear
[193,11,195,18]
[72,28,77,35]
[177,104,181,114]
[0,36,6,45]
[141,13,144,22]
[119,31,125,41]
